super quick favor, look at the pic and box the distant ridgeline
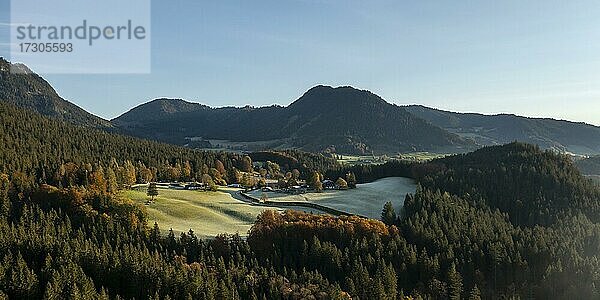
[3,57,600,156]
[405,105,600,156]
[113,85,476,154]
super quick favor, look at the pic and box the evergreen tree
[346,172,357,189]
[0,173,10,217]
[446,263,463,300]
[147,182,159,201]
[381,202,396,225]
[468,284,481,300]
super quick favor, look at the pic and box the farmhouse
[288,185,307,194]
[185,182,207,190]
[322,179,336,190]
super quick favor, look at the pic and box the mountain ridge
[114,85,475,154]
[0,57,113,128]
[405,104,600,155]
[3,57,599,156]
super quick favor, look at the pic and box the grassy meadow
[125,177,416,236]
[124,187,269,237]
[249,177,416,219]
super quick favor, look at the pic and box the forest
[1,101,600,299]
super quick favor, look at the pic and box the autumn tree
[123,161,137,187]
[202,174,218,191]
[241,156,253,173]
[336,177,348,190]
[215,160,226,176]
[106,167,118,194]
[308,171,323,192]
[241,173,255,190]
[182,161,193,181]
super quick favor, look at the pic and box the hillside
[577,156,600,175]
[0,58,112,128]
[405,105,600,155]
[420,142,600,225]
[114,98,208,126]
[114,86,476,154]
[0,100,244,185]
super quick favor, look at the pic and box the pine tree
[0,173,11,217]
[447,263,463,300]
[106,167,118,194]
[381,202,397,225]
[147,182,159,202]
[468,284,481,300]
[346,172,357,189]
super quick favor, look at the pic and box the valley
[125,177,416,236]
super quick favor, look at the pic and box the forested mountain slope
[405,105,600,155]
[114,86,476,154]
[419,142,600,225]
[0,101,243,186]
[0,58,112,128]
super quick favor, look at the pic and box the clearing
[248,177,416,219]
[124,187,269,237]
[125,177,416,236]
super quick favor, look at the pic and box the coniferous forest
[1,100,600,299]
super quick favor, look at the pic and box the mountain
[113,86,476,154]
[114,98,208,126]
[0,58,112,128]
[405,105,600,155]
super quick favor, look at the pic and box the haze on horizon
[1,0,599,126]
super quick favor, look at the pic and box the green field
[337,153,447,166]
[398,152,448,161]
[125,177,416,236]
[124,188,270,237]
[249,177,416,219]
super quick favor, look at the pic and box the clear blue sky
[1,0,599,125]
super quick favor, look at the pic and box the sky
[1,0,599,125]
